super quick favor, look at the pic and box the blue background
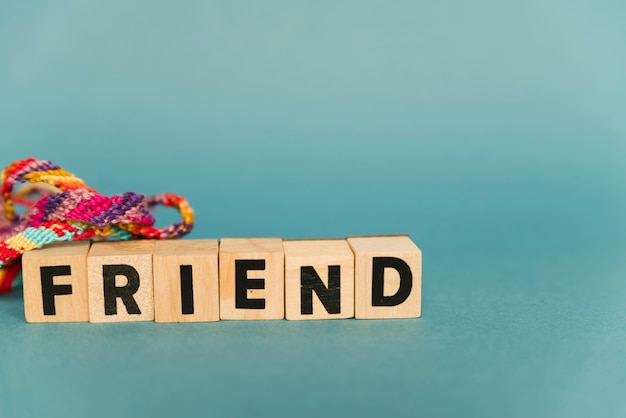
[1,1,625,417]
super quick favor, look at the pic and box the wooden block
[87,240,155,323]
[22,241,91,323]
[219,238,284,320]
[347,235,421,319]
[283,239,354,320]
[153,239,219,323]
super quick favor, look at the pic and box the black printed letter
[40,266,73,315]
[235,260,265,309]
[180,265,194,315]
[372,257,412,306]
[103,264,141,315]
[300,266,341,315]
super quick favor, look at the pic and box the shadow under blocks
[21,235,421,323]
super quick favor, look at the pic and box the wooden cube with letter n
[153,239,220,323]
[283,239,354,320]
[87,240,155,323]
[22,241,91,323]
[347,235,421,319]
[219,238,284,320]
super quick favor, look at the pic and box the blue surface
[1,1,625,417]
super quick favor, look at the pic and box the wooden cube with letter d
[347,235,421,319]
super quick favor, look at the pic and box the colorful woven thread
[0,158,194,293]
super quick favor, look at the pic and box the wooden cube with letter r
[87,240,155,323]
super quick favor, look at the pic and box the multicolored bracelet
[0,158,194,293]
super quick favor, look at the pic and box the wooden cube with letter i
[153,239,219,323]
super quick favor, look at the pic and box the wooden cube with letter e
[219,238,284,320]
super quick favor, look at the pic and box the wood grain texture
[347,235,421,319]
[283,239,354,320]
[153,239,219,323]
[219,238,284,320]
[22,241,91,323]
[87,240,156,323]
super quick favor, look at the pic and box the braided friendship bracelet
[0,158,194,293]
